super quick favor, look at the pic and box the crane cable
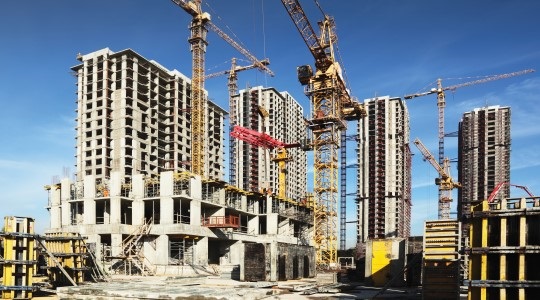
[260,0,268,85]
[313,0,326,17]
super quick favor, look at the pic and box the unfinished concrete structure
[72,48,226,182]
[458,105,511,220]
[45,48,315,281]
[458,105,511,281]
[229,86,307,200]
[356,96,412,246]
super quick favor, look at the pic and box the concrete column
[111,233,123,257]
[235,242,245,281]
[49,186,62,229]
[190,175,202,200]
[270,241,278,282]
[61,202,70,227]
[132,174,144,199]
[160,172,174,225]
[248,216,259,235]
[93,234,102,263]
[132,174,144,225]
[109,196,120,224]
[154,234,169,265]
[60,178,71,202]
[195,237,208,266]
[132,199,144,226]
[83,175,96,198]
[191,199,201,226]
[109,171,121,197]
[267,213,278,235]
[161,197,174,225]
[160,171,173,196]
[229,241,243,265]
[83,199,96,225]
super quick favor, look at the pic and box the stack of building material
[422,219,461,299]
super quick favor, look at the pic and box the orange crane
[280,0,365,268]
[170,0,274,178]
[405,69,534,214]
[229,125,301,199]
[413,138,461,219]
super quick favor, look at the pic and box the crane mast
[281,0,365,268]
[170,0,273,178]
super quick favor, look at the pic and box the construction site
[1,1,539,300]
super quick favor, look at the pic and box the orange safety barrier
[201,215,240,228]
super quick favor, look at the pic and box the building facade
[72,48,226,182]
[229,86,307,201]
[356,96,412,245]
[457,105,511,218]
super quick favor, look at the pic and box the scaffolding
[108,218,154,276]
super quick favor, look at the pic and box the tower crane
[280,0,366,268]
[170,0,274,178]
[229,125,301,199]
[413,138,461,219]
[205,58,270,102]
[205,57,271,184]
[404,69,534,213]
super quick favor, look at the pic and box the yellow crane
[413,138,461,219]
[170,0,274,178]
[205,57,270,102]
[280,0,366,269]
[404,69,534,215]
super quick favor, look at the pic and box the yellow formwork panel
[371,240,391,287]
[45,232,88,286]
[468,198,540,300]
[1,216,35,300]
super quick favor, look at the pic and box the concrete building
[72,48,226,182]
[229,86,307,200]
[457,105,511,219]
[45,48,315,281]
[356,96,412,245]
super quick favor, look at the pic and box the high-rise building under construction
[457,105,511,219]
[72,48,227,182]
[356,96,412,245]
[229,86,307,200]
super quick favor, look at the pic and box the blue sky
[1,1,539,248]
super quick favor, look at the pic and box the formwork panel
[365,238,405,287]
[44,232,89,286]
[467,198,540,300]
[0,216,36,300]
